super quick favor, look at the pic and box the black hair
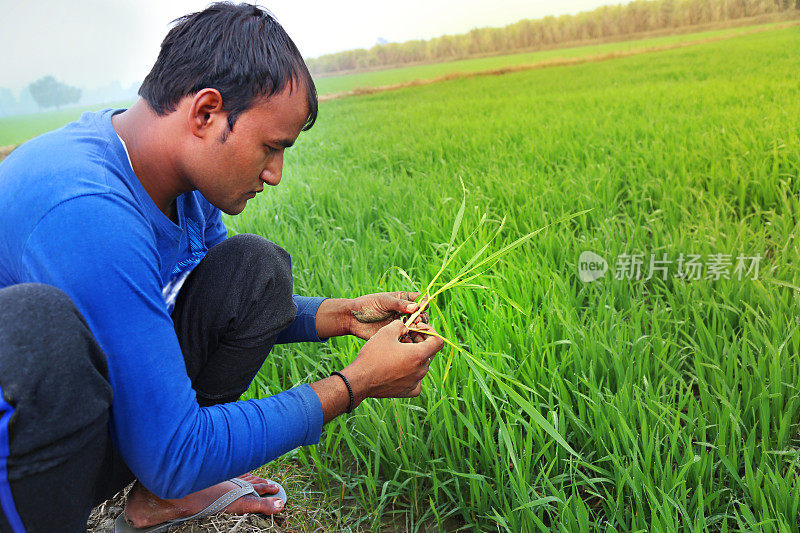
[139,2,317,133]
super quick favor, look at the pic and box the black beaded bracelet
[331,371,354,413]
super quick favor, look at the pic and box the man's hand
[315,291,429,340]
[345,319,443,402]
[310,319,445,423]
[348,291,430,340]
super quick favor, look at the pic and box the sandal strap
[183,478,258,520]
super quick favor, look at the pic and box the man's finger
[394,291,424,312]
[407,324,433,342]
[409,313,429,326]
[382,318,409,339]
[414,332,444,354]
[394,297,419,314]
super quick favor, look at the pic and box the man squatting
[0,3,444,531]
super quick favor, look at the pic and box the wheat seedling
[397,182,588,457]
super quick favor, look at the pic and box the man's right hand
[344,319,444,404]
[310,319,445,424]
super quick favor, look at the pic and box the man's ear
[188,89,226,139]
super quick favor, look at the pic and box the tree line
[306,0,799,75]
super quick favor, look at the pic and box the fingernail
[275,499,284,509]
[407,303,417,311]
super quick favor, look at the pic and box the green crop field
[0,21,792,149]
[0,100,134,147]
[1,20,798,532]
[311,21,792,95]
[230,26,800,531]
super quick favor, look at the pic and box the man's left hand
[347,291,428,340]
[314,291,429,340]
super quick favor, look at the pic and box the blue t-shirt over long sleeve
[0,109,325,498]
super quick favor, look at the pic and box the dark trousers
[0,234,296,532]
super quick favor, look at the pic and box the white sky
[0,0,615,91]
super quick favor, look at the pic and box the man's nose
[260,152,283,186]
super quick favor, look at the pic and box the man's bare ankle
[124,481,185,527]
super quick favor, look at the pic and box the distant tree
[27,76,81,110]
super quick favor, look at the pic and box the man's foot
[122,474,284,528]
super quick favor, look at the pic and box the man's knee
[211,233,295,318]
[177,235,297,403]
[224,233,293,291]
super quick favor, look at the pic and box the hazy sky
[0,0,614,92]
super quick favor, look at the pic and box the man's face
[186,85,310,215]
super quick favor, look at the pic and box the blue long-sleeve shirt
[0,109,325,498]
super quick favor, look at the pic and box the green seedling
[403,179,588,331]
[399,181,588,458]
